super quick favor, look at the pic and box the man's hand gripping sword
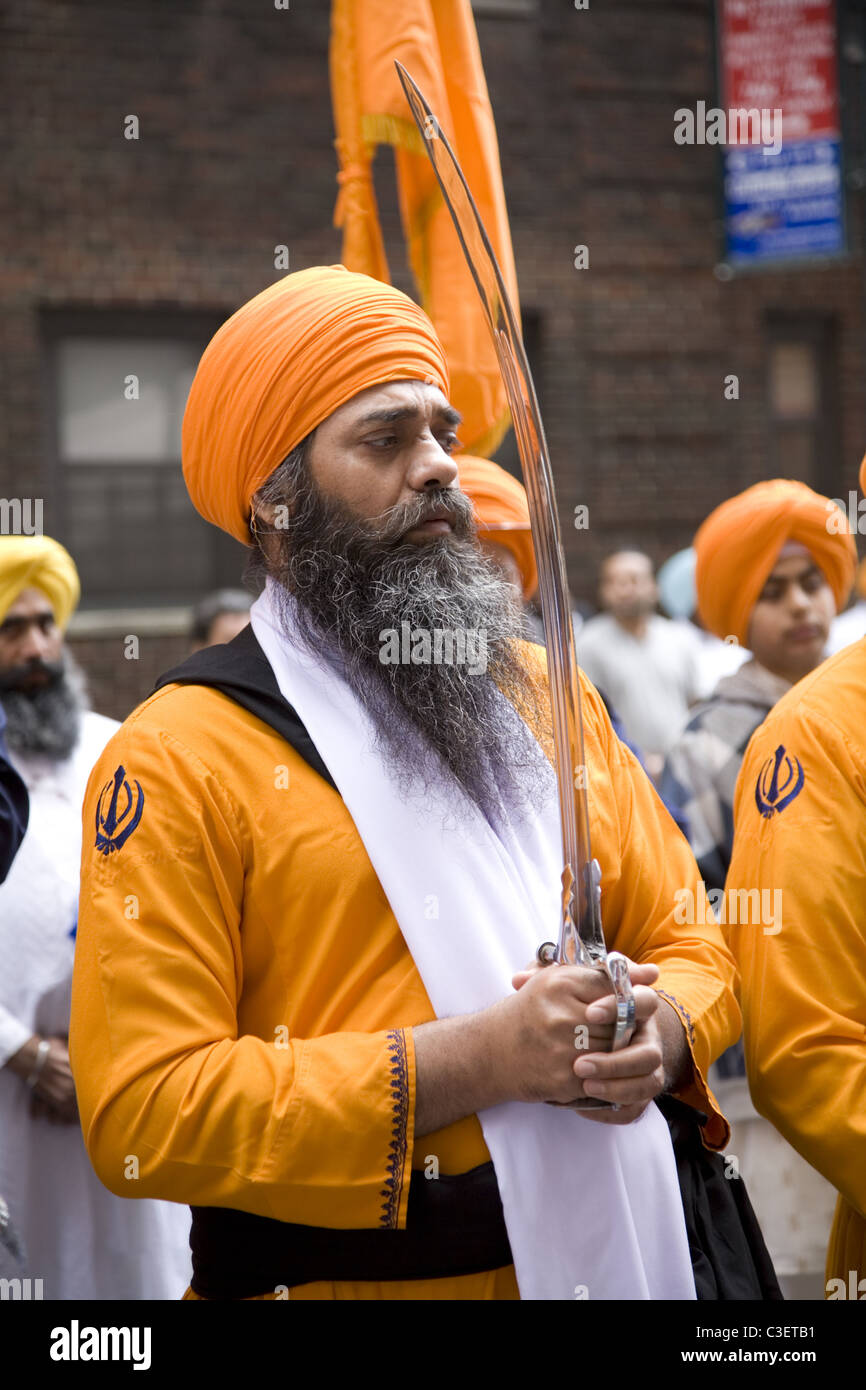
[395,63,636,1109]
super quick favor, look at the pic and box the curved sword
[395,62,636,1102]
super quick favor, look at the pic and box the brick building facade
[2,0,865,720]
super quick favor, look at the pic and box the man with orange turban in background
[70,266,748,1301]
[0,536,191,1299]
[660,480,856,1298]
[455,454,544,642]
[458,456,672,789]
[725,461,866,1298]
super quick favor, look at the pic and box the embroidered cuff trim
[657,988,696,1048]
[380,1029,410,1229]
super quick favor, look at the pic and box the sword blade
[395,60,604,963]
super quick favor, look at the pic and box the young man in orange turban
[663,479,856,895]
[660,480,856,1295]
[725,461,866,1299]
[71,266,744,1301]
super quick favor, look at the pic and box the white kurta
[0,709,192,1300]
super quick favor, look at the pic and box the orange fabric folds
[727,639,866,1282]
[456,454,538,599]
[329,0,518,459]
[182,265,449,544]
[693,479,856,647]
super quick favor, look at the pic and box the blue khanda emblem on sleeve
[95,764,145,855]
[755,744,804,819]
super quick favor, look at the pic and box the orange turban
[0,536,80,632]
[694,479,856,646]
[860,450,866,499]
[183,265,450,544]
[456,454,538,599]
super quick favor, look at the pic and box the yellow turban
[0,536,80,632]
[694,480,856,646]
[183,265,450,544]
[456,454,538,599]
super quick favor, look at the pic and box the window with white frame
[45,312,248,608]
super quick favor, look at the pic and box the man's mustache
[0,659,64,692]
[365,487,476,545]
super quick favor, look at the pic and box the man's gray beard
[0,650,86,760]
[263,473,553,823]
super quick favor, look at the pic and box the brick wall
[2,0,864,720]
[70,631,191,726]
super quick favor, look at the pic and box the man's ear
[249,496,294,559]
[250,494,295,540]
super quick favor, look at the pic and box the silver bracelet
[24,1039,51,1089]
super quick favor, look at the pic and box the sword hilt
[537,858,637,1111]
[557,951,636,1112]
[607,951,636,1051]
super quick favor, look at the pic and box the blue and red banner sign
[718,0,845,266]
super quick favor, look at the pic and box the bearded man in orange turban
[71,266,746,1302]
[725,458,866,1298]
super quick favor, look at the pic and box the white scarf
[251,582,695,1300]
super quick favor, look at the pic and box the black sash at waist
[189,1161,513,1299]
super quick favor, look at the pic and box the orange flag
[329,0,519,458]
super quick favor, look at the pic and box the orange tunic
[726,637,866,1291]
[71,658,740,1300]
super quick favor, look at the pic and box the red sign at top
[719,0,839,141]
